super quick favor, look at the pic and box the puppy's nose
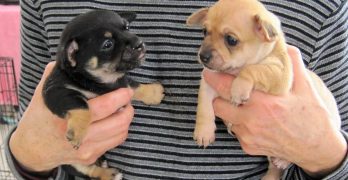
[199,52,212,64]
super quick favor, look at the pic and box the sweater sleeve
[283,131,348,180]
[284,1,348,180]
[4,127,68,180]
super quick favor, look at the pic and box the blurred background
[0,0,20,179]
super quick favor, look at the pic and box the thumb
[42,61,56,79]
[213,98,242,125]
[33,61,56,97]
[202,69,235,100]
[88,88,134,121]
[287,46,311,93]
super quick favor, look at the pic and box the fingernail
[117,106,126,112]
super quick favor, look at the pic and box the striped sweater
[6,0,348,179]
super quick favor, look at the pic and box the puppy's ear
[66,40,79,67]
[186,8,208,26]
[254,14,278,42]
[119,12,137,22]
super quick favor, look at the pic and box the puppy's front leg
[43,86,91,149]
[231,57,292,105]
[72,164,122,180]
[194,75,218,147]
[66,109,90,149]
[132,83,164,105]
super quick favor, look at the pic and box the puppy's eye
[101,39,114,51]
[225,35,238,46]
[202,28,207,37]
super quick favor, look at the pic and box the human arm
[5,62,134,179]
[203,46,348,179]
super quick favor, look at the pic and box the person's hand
[203,46,347,177]
[9,62,134,173]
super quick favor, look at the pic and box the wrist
[13,154,57,179]
[9,129,55,173]
[301,131,347,178]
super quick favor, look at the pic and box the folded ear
[254,14,278,42]
[186,8,209,26]
[119,12,137,23]
[66,40,79,67]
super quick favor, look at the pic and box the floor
[0,123,16,179]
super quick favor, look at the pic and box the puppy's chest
[65,81,125,99]
[64,74,135,99]
[65,84,99,99]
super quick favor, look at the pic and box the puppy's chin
[221,66,241,75]
[203,63,241,75]
[116,50,146,72]
[137,51,146,61]
[202,64,220,72]
[116,62,141,72]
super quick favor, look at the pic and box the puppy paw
[66,128,81,149]
[261,172,280,180]
[230,77,253,106]
[193,121,216,148]
[74,164,122,180]
[88,166,121,180]
[134,83,164,105]
[146,83,165,105]
[66,109,91,149]
[100,168,122,180]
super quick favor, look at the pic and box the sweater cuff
[4,126,66,180]
[291,130,348,180]
[322,130,348,179]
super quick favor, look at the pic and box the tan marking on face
[87,56,99,69]
[87,63,125,84]
[104,31,112,38]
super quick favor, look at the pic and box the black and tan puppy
[43,10,164,180]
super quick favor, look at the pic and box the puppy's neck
[252,41,277,65]
[260,35,292,76]
[63,69,125,94]
[86,68,125,84]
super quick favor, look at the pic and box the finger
[34,62,56,95]
[213,98,242,125]
[88,88,134,121]
[74,133,128,165]
[231,125,271,156]
[84,104,134,142]
[202,69,235,100]
[42,61,56,79]
[287,45,311,93]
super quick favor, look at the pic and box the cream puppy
[187,0,341,179]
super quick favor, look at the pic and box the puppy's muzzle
[122,40,145,60]
[134,41,146,60]
[199,51,212,64]
[198,49,225,71]
[133,41,145,51]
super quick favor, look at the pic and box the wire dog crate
[0,57,19,180]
